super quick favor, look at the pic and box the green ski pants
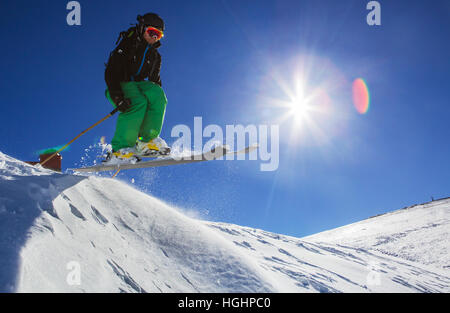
[105,81,167,152]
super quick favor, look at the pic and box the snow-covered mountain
[0,151,449,293]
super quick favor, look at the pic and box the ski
[71,144,257,173]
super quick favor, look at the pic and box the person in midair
[104,13,170,163]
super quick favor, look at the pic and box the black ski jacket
[105,27,162,99]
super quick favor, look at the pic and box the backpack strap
[115,28,136,45]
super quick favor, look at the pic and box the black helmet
[137,13,164,31]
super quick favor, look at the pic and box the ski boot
[135,137,171,157]
[102,147,141,165]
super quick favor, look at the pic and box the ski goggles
[145,26,164,40]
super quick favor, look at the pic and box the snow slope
[304,198,450,270]
[0,151,449,293]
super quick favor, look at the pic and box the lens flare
[352,78,370,114]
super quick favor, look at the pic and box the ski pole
[40,107,120,167]
[112,169,121,178]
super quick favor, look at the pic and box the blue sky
[1,0,449,237]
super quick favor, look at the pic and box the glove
[113,96,132,113]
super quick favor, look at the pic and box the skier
[104,13,170,163]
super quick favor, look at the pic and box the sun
[261,74,319,139]
[252,53,348,148]
[288,95,312,125]
[281,76,317,133]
